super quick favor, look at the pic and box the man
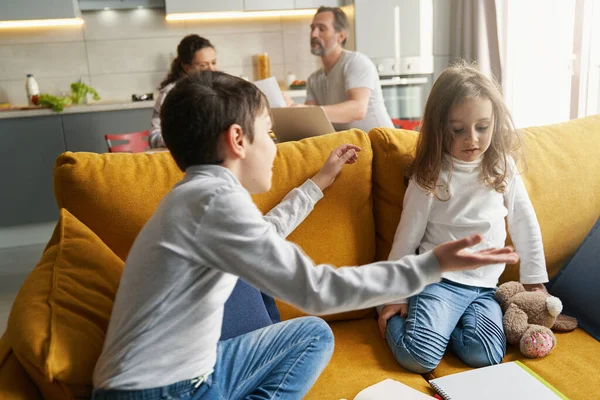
[304,6,394,132]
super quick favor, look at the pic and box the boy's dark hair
[159,34,214,90]
[160,71,269,171]
[316,6,349,46]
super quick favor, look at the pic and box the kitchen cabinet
[0,106,152,226]
[244,0,294,11]
[0,0,80,21]
[354,0,434,76]
[62,109,151,153]
[165,0,243,14]
[0,116,66,226]
[294,0,343,8]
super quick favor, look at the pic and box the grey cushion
[548,217,600,341]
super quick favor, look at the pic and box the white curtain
[450,0,502,84]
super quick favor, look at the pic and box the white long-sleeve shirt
[93,165,443,390]
[384,156,548,305]
[149,82,175,148]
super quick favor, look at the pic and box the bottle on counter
[25,74,40,106]
[255,53,271,80]
[286,72,297,89]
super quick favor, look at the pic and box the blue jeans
[92,316,334,400]
[385,279,506,373]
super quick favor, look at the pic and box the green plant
[70,80,100,104]
[38,94,72,112]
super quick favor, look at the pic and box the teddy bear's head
[495,281,563,329]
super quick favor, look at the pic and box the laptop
[270,106,335,142]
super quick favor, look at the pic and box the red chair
[391,118,421,131]
[105,130,150,153]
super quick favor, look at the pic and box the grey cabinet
[0,0,80,21]
[244,0,294,10]
[1,107,152,227]
[0,116,66,226]
[165,0,244,13]
[62,108,152,153]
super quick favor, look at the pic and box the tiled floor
[0,244,45,333]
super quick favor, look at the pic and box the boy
[92,71,519,399]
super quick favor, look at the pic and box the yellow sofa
[1,115,599,400]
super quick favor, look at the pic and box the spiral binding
[429,381,451,400]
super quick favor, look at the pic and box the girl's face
[448,97,494,162]
[183,47,218,74]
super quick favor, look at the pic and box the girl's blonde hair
[409,61,520,200]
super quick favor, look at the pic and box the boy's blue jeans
[385,279,506,373]
[92,316,334,400]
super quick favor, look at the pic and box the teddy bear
[494,281,578,358]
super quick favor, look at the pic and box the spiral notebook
[428,361,568,400]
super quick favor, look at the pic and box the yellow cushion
[428,328,600,400]
[368,128,419,261]
[501,114,600,281]
[0,334,42,400]
[6,209,123,399]
[253,130,376,321]
[307,318,434,399]
[54,151,184,261]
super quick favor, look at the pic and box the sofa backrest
[369,114,600,281]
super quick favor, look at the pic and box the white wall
[0,8,321,104]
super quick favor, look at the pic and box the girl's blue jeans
[92,316,334,400]
[385,279,506,373]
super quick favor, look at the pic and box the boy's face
[241,109,277,194]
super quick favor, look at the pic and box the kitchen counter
[0,89,308,120]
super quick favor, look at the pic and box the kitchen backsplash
[0,8,323,104]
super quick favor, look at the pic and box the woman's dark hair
[161,70,270,171]
[159,34,214,90]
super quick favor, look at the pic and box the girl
[149,34,218,148]
[378,62,549,373]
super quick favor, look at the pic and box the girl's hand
[523,283,549,295]
[378,304,408,339]
[312,144,361,191]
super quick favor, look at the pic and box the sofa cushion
[252,129,376,321]
[427,328,600,400]
[547,217,600,341]
[368,128,418,261]
[53,151,184,261]
[6,208,124,399]
[54,129,376,322]
[501,115,600,281]
[221,279,279,341]
[306,318,434,399]
[0,334,42,400]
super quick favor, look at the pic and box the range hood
[79,0,165,11]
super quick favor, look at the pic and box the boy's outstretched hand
[312,144,361,191]
[434,234,520,272]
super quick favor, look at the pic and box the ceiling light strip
[0,18,84,29]
[166,9,316,21]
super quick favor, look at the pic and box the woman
[149,34,217,148]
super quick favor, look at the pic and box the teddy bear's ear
[495,281,525,308]
[552,314,578,332]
